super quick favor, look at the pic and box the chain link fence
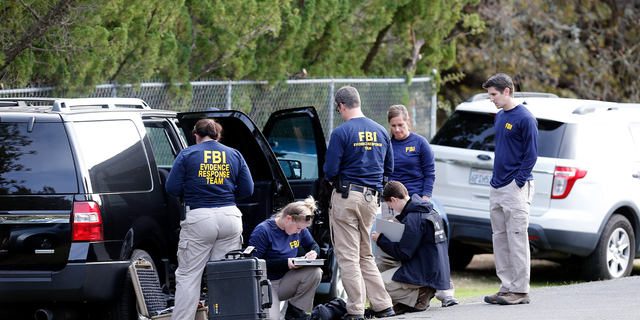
[0,77,436,140]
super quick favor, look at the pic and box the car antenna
[516,74,527,105]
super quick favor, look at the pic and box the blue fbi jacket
[491,104,538,188]
[323,117,393,191]
[389,132,435,197]
[166,140,254,208]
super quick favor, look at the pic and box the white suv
[431,92,640,280]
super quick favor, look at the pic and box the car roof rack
[572,104,620,115]
[466,92,559,102]
[0,97,150,112]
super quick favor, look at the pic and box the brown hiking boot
[484,291,508,304]
[497,292,530,305]
[414,286,436,310]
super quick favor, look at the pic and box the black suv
[0,99,337,319]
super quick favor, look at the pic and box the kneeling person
[372,181,452,315]
[249,197,323,320]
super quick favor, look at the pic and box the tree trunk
[361,22,393,75]
[0,0,76,74]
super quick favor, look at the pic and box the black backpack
[311,298,348,320]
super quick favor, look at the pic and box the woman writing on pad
[249,197,323,320]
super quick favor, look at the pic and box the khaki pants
[379,202,456,301]
[268,267,323,320]
[377,262,455,302]
[380,267,424,307]
[489,180,534,294]
[330,189,393,315]
[173,206,243,320]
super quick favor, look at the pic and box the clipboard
[292,258,325,266]
[374,219,405,267]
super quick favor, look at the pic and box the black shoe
[392,303,421,315]
[441,297,459,307]
[364,306,395,318]
[285,303,310,320]
[342,314,365,320]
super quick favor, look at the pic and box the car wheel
[582,214,635,281]
[99,249,158,320]
[448,248,475,271]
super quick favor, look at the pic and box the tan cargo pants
[489,179,534,294]
[268,267,323,320]
[330,188,393,315]
[173,206,243,320]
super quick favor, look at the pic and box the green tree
[441,0,640,115]
[0,0,483,95]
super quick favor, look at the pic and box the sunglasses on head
[293,213,313,222]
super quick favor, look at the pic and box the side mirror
[278,159,302,179]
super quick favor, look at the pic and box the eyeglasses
[335,102,342,114]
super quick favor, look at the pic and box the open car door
[262,107,340,299]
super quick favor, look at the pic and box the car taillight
[551,167,588,199]
[72,201,103,241]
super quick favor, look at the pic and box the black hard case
[205,252,273,319]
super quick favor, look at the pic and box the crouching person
[249,197,323,320]
[372,181,452,315]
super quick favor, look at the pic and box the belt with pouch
[349,185,379,197]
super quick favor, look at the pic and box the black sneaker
[285,303,310,320]
[342,314,364,320]
[392,303,421,315]
[441,297,459,307]
[364,306,395,318]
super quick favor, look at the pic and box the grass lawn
[451,254,640,300]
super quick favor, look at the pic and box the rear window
[431,110,566,158]
[0,122,77,194]
[73,120,152,193]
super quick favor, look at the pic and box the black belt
[189,206,204,210]
[349,185,379,197]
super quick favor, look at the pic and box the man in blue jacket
[482,73,538,305]
[323,86,395,319]
[372,181,451,315]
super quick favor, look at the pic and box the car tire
[449,248,475,271]
[99,249,158,320]
[582,214,635,281]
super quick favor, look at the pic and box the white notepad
[292,258,325,266]
[374,219,405,267]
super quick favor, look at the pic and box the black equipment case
[205,249,273,319]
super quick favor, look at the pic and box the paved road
[398,275,640,319]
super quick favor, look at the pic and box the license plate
[469,168,492,186]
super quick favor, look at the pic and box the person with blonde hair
[249,196,323,320]
[384,104,459,307]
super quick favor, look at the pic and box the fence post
[226,81,232,110]
[430,85,437,139]
[111,83,117,97]
[328,79,335,136]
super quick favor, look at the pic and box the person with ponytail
[249,197,323,320]
[383,104,459,308]
[166,118,254,320]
